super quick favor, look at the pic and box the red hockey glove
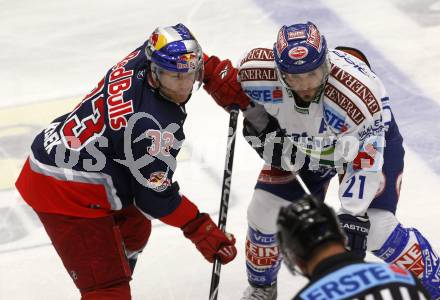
[203,55,250,110]
[182,213,237,264]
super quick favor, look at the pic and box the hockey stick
[282,156,312,196]
[294,173,311,196]
[209,105,240,300]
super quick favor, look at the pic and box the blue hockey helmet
[145,23,203,74]
[145,23,204,102]
[273,22,328,74]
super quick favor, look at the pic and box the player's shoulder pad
[329,49,376,80]
[236,47,284,104]
[237,47,278,82]
[108,46,146,76]
[239,47,275,67]
[326,50,383,122]
[335,46,371,68]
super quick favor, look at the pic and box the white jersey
[239,48,389,215]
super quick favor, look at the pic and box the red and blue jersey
[15,43,198,225]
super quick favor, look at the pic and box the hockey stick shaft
[281,156,312,196]
[209,106,240,300]
[294,173,311,196]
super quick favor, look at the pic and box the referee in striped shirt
[277,195,431,300]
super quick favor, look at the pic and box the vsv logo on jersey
[244,86,283,103]
[107,50,140,130]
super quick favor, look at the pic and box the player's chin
[169,92,191,104]
[297,94,315,102]
[297,89,319,102]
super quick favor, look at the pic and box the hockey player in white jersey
[203,21,440,299]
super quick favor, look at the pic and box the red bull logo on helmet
[177,53,198,70]
[149,32,168,51]
[179,53,196,62]
[150,33,159,46]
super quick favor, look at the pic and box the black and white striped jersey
[292,253,430,300]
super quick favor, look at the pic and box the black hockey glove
[243,114,297,170]
[338,213,370,259]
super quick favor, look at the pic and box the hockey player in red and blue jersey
[203,22,439,299]
[15,23,237,300]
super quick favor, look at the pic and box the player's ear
[335,46,371,68]
[147,64,159,88]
